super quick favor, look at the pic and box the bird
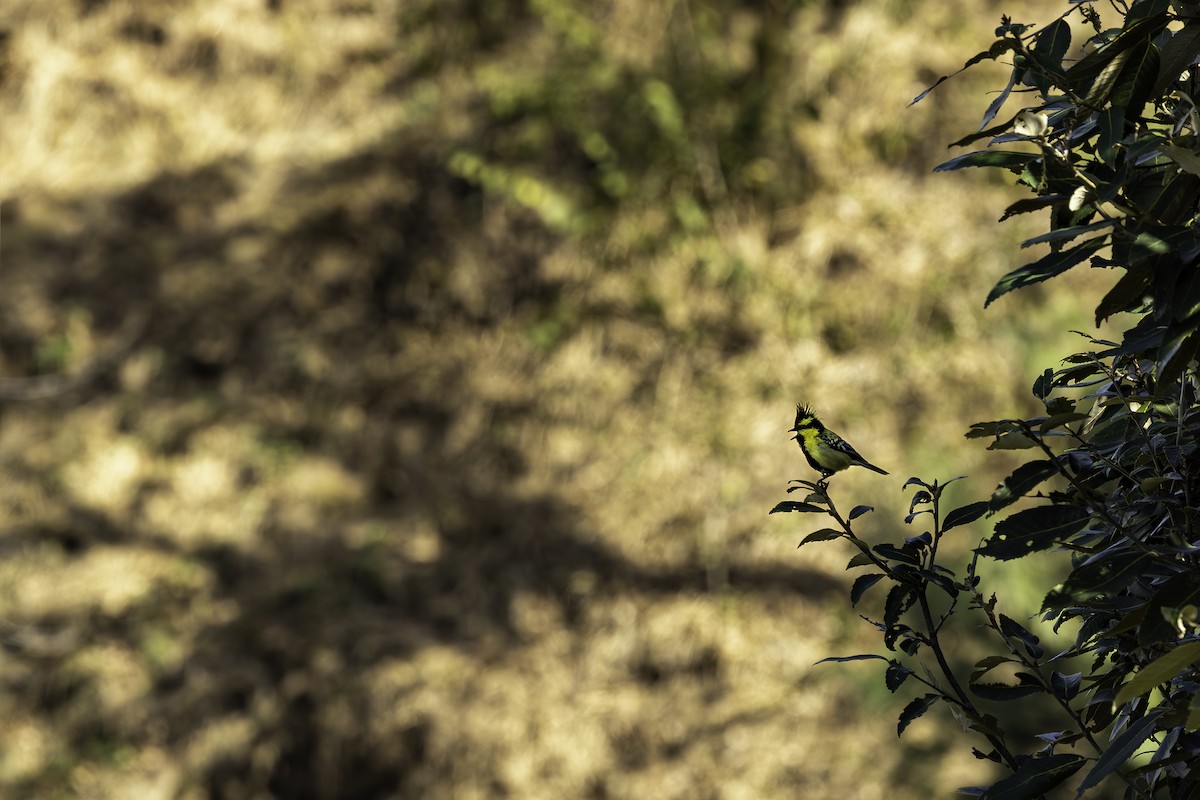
[790,404,888,479]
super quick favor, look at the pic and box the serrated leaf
[970,655,1019,683]
[977,505,1090,560]
[934,150,1040,173]
[797,528,842,548]
[943,501,990,532]
[849,504,874,521]
[984,754,1086,800]
[1061,551,1157,598]
[884,584,918,630]
[999,613,1044,659]
[885,661,913,692]
[920,569,959,598]
[1073,710,1164,795]
[850,573,886,606]
[987,430,1039,450]
[990,460,1059,513]
[874,542,922,566]
[771,500,824,514]
[1039,412,1087,432]
[986,237,1108,306]
[966,420,1022,438]
[846,551,875,569]
[999,194,1066,222]
[1113,641,1200,706]
[897,694,940,737]
[1096,263,1154,323]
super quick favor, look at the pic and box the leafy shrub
[775,2,1200,797]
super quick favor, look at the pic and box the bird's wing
[830,435,870,465]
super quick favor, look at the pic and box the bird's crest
[792,403,821,431]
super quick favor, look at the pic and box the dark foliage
[776,1,1200,797]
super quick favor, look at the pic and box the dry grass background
[0,1,1128,798]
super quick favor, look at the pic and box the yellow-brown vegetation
[0,0,1122,797]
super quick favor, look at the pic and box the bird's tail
[860,461,889,475]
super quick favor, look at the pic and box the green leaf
[999,195,1065,222]
[1060,551,1158,598]
[909,38,1017,106]
[999,613,1044,660]
[1051,671,1082,701]
[1020,219,1116,248]
[987,430,1040,450]
[920,569,959,598]
[943,501,989,532]
[885,660,912,692]
[985,237,1108,306]
[1039,411,1087,432]
[1113,641,1200,706]
[1110,41,1161,120]
[970,655,1019,683]
[1149,572,1200,611]
[1164,143,1200,177]
[814,653,889,666]
[1152,21,1200,97]
[771,501,824,514]
[1034,19,1071,66]
[846,551,875,569]
[950,113,1023,148]
[1032,368,1053,399]
[897,694,940,737]
[874,542,922,566]
[976,506,1090,561]
[979,70,1018,131]
[983,754,1086,800]
[969,679,1044,701]
[933,150,1040,174]
[966,420,1022,438]
[1073,710,1164,795]
[1159,328,1200,387]
[1097,106,1125,164]
[1096,263,1154,324]
[797,528,842,547]
[850,573,886,606]
[990,461,1059,512]
[1066,12,1169,84]
[884,584,918,630]
[849,504,874,521]
[1029,19,1072,94]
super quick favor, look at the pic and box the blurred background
[0,0,1126,798]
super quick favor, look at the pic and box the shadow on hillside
[0,142,841,798]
